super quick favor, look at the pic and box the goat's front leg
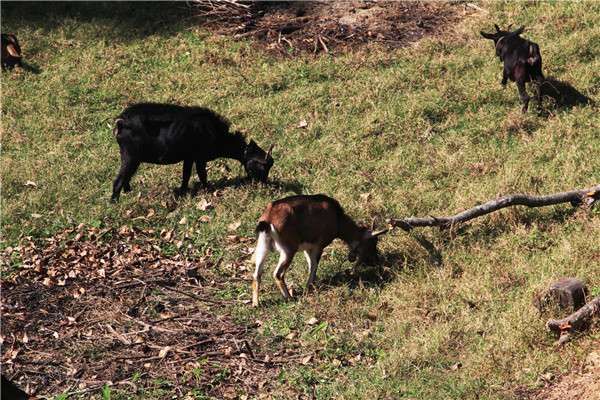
[195,160,208,188]
[180,159,194,192]
[304,247,323,292]
[501,69,508,86]
[273,252,294,302]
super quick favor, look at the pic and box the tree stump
[535,278,588,314]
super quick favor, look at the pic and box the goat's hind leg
[533,74,544,115]
[111,159,140,202]
[273,252,294,302]
[252,231,271,307]
[517,80,530,113]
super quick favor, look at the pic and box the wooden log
[547,296,600,345]
[387,185,600,231]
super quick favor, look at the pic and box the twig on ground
[106,324,132,345]
[155,281,225,304]
[466,3,489,13]
[121,313,180,334]
[318,34,329,54]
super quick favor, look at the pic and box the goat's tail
[252,222,273,264]
[255,221,271,234]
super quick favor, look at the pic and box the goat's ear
[362,229,388,239]
[114,118,125,135]
[371,229,388,238]
[511,25,525,36]
[244,139,258,159]
[266,142,274,160]
[6,44,20,57]
[480,31,494,40]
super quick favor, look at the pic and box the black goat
[1,33,22,70]
[111,103,274,202]
[480,24,544,115]
[1,375,38,400]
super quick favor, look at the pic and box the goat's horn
[370,217,376,230]
[266,142,274,160]
[507,23,513,30]
[494,24,500,32]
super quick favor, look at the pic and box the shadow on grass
[543,78,595,109]
[22,63,41,74]
[179,176,304,198]
[323,251,408,290]
[1,2,192,42]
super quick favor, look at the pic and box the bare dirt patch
[0,226,296,399]
[191,1,469,54]
[533,345,600,400]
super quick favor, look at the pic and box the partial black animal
[1,33,22,70]
[1,375,38,400]
[480,24,544,114]
[111,103,274,202]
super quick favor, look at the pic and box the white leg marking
[252,230,271,306]
[253,231,271,280]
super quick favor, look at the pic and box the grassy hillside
[2,2,599,399]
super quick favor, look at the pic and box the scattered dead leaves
[0,225,292,399]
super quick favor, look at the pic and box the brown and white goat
[251,194,388,306]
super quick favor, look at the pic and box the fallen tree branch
[547,296,600,345]
[387,185,600,231]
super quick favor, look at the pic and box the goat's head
[1,34,22,68]
[480,24,525,51]
[243,140,274,183]
[348,220,388,266]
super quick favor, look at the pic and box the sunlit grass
[2,1,599,399]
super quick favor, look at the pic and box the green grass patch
[2,1,599,399]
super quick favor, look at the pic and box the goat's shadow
[22,64,41,74]
[320,249,418,291]
[2,64,40,74]
[176,176,304,199]
[543,78,595,109]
